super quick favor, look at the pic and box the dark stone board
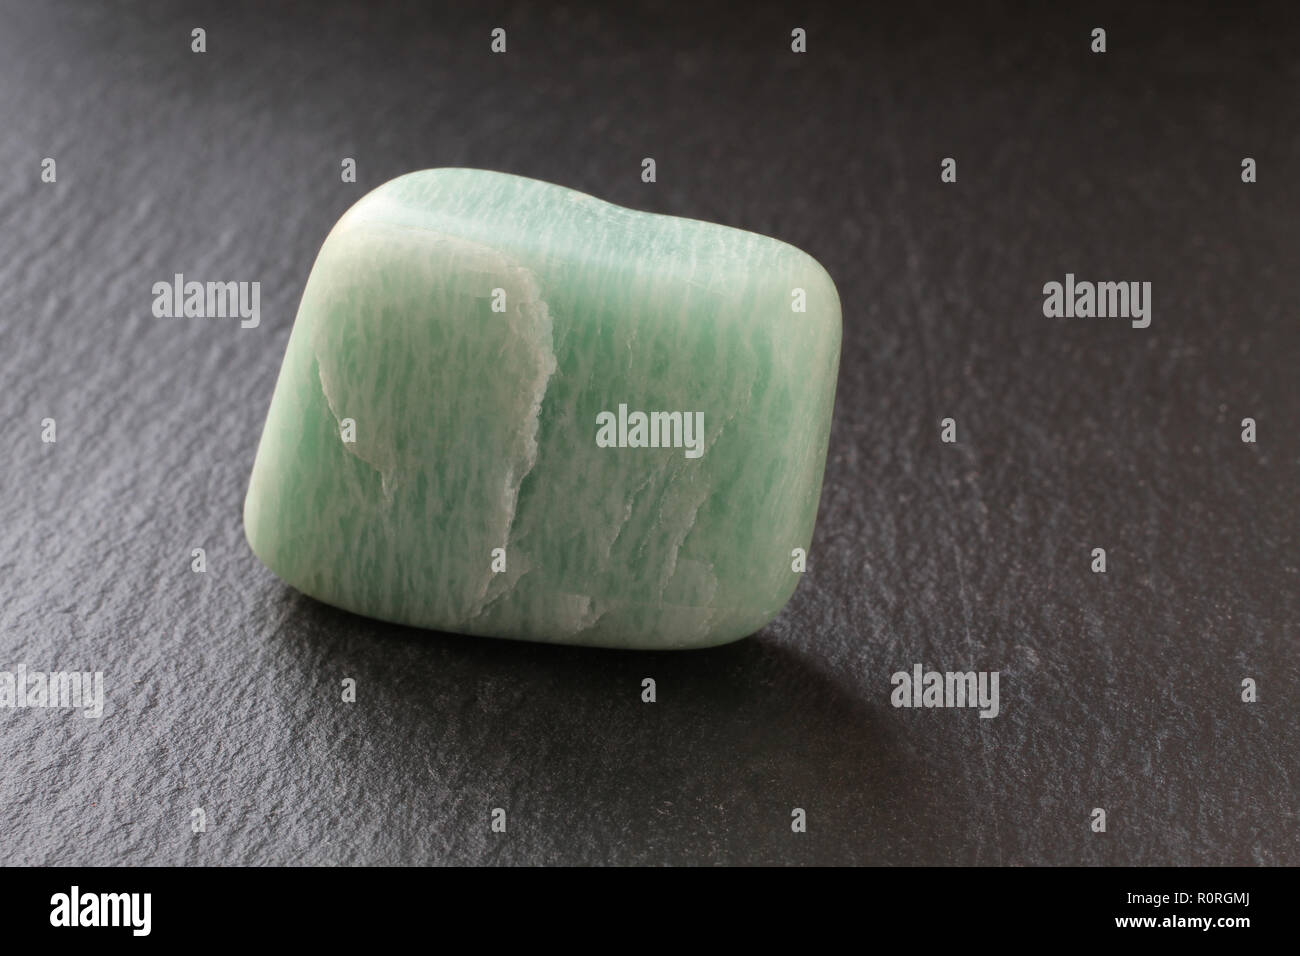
[0,0,1295,864]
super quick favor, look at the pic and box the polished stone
[244,169,841,648]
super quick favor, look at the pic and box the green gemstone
[243,168,840,649]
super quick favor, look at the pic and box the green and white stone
[244,168,840,649]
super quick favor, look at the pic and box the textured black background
[1,0,1296,865]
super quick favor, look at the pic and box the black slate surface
[1,0,1296,866]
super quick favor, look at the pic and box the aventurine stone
[243,168,840,649]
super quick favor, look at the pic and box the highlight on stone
[243,168,841,649]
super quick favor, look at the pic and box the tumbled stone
[243,168,841,649]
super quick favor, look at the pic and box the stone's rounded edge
[324,167,444,237]
[335,167,584,232]
[795,247,844,348]
[501,621,765,652]
[446,603,773,651]
[618,631,756,652]
[634,599,794,651]
[234,577,770,651]
[241,484,259,568]
[332,168,848,313]
[242,477,291,598]
[242,434,273,581]
[676,622,770,651]
[761,245,839,644]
